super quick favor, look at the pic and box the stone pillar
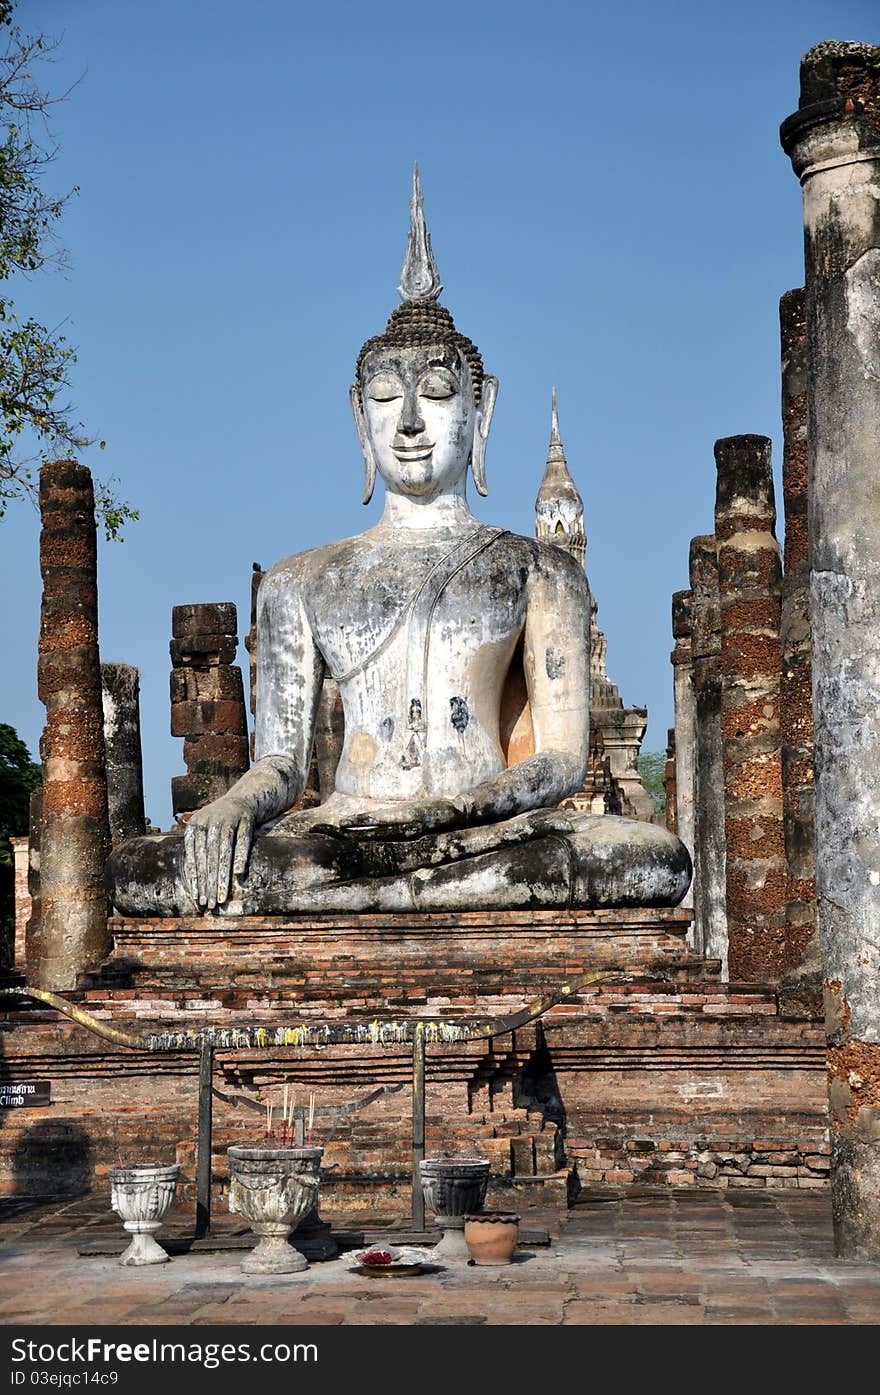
[671,589,695,910]
[689,535,727,968]
[170,603,250,817]
[714,435,787,982]
[599,706,656,821]
[664,729,676,833]
[10,836,30,971]
[781,40,880,1258]
[101,663,146,844]
[36,460,111,990]
[778,288,820,1013]
[24,787,41,978]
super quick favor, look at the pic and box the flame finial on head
[398,163,443,304]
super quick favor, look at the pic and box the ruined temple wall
[170,603,250,817]
[0,1018,826,1206]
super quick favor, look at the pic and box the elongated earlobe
[350,382,377,504]
[471,374,498,497]
[362,454,377,506]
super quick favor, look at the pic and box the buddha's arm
[460,546,590,822]
[183,565,324,908]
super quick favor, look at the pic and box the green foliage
[637,749,667,817]
[0,721,40,959]
[0,720,40,865]
[0,1,137,540]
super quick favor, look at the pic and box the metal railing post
[196,1041,214,1238]
[412,1025,426,1231]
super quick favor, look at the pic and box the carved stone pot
[419,1158,490,1261]
[109,1164,180,1266]
[228,1146,322,1274]
[464,1211,520,1265]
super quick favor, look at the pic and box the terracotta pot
[463,1211,520,1265]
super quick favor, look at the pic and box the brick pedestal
[0,905,827,1211]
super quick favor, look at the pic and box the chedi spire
[535,388,586,568]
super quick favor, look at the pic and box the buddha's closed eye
[419,372,457,399]
[368,376,402,402]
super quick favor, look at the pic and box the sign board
[0,1081,50,1108]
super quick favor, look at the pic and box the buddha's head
[351,166,498,505]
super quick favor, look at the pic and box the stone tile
[564,1302,639,1325]
[625,1304,707,1325]
[1,1192,878,1329]
[633,1273,705,1294]
[838,1303,880,1324]
[414,1315,487,1325]
[490,1311,563,1325]
[567,1278,638,1295]
[705,1313,777,1325]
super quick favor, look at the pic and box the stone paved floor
[0,1190,879,1326]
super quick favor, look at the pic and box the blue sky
[2,0,875,825]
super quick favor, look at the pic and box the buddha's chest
[306,540,530,691]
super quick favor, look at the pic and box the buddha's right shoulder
[260,534,373,593]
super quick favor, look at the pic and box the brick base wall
[0,908,827,1211]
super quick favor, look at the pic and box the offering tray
[352,1244,431,1277]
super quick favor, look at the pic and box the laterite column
[671,589,695,913]
[714,435,787,982]
[689,536,726,968]
[778,289,819,1011]
[170,603,249,817]
[664,729,676,835]
[24,787,42,977]
[782,39,880,1257]
[101,663,146,844]
[36,460,111,989]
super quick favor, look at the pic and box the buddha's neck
[378,487,477,533]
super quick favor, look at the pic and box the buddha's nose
[398,390,425,436]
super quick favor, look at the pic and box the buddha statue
[109,168,690,917]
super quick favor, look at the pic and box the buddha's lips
[393,442,434,461]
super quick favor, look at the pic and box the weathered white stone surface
[782,42,880,1258]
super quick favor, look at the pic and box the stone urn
[228,1146,322,1274]
[109,1163,180,1266]
[419,1157,490,1260]
[464,1211,520,1265]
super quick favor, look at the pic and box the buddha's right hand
[183,793,255,910]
